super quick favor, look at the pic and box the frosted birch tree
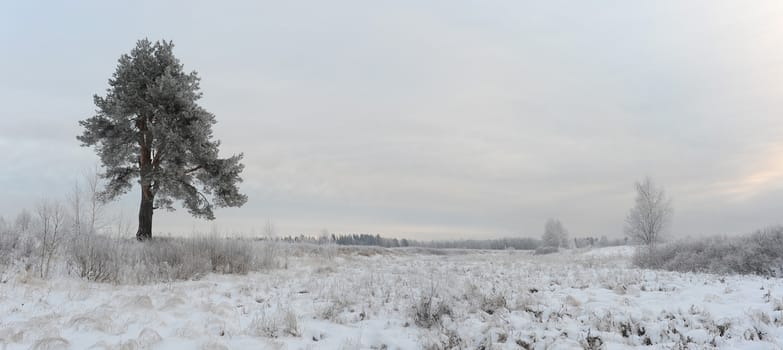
[542,218,568,248]
[624,177,672,247]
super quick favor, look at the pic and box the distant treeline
[272,233,627,250]
[573,236,628,248]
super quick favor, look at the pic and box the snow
[2,246,783,349]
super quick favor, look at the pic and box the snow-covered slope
[1,247,782,349]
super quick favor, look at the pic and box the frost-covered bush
[67,234,122,283]
[0,229,20,262]
[0,229,36,267]
[423,327,463,350]
[63,235,279,284]
[634,226,783,277]
[412,291,453,329]
[247,307,300,338]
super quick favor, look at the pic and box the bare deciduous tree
[84,166,105,235]
[624,177,673,247]
[67,167,107,236]
[542,218,569,248]
[264,219,276,240]
[68,180,83,236]
[36,200,67,278]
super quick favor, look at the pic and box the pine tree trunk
[136,118,154,241]
[136,186,154,241]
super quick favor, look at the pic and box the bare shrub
[282,309,301,337]
[477,288,507,315]
[0,228,32,267]
[412,289,453,329]
[581,330,604,350]
[247,307,300,338]
[423,327,463,350]
[67,234,121,283]
[0,229,18,263]
[481,296,507,315]
[318,300,345,322]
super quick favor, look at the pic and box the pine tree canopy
[78,39,247,237]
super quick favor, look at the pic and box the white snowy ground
[2,246,783,349]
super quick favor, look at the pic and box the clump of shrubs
[413,292,453,329]
[67,234,274,284]
[0,229,36,267]
[67,234,121,283]
[634,226,783,277]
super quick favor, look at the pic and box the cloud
[1,1,783,238]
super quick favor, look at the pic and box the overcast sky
[1,1,782,239]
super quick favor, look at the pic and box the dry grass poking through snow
[65,235,283,284]
[1,246,783,349]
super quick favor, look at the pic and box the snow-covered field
[2,246,783,349]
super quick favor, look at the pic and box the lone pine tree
[78,39,247,240]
